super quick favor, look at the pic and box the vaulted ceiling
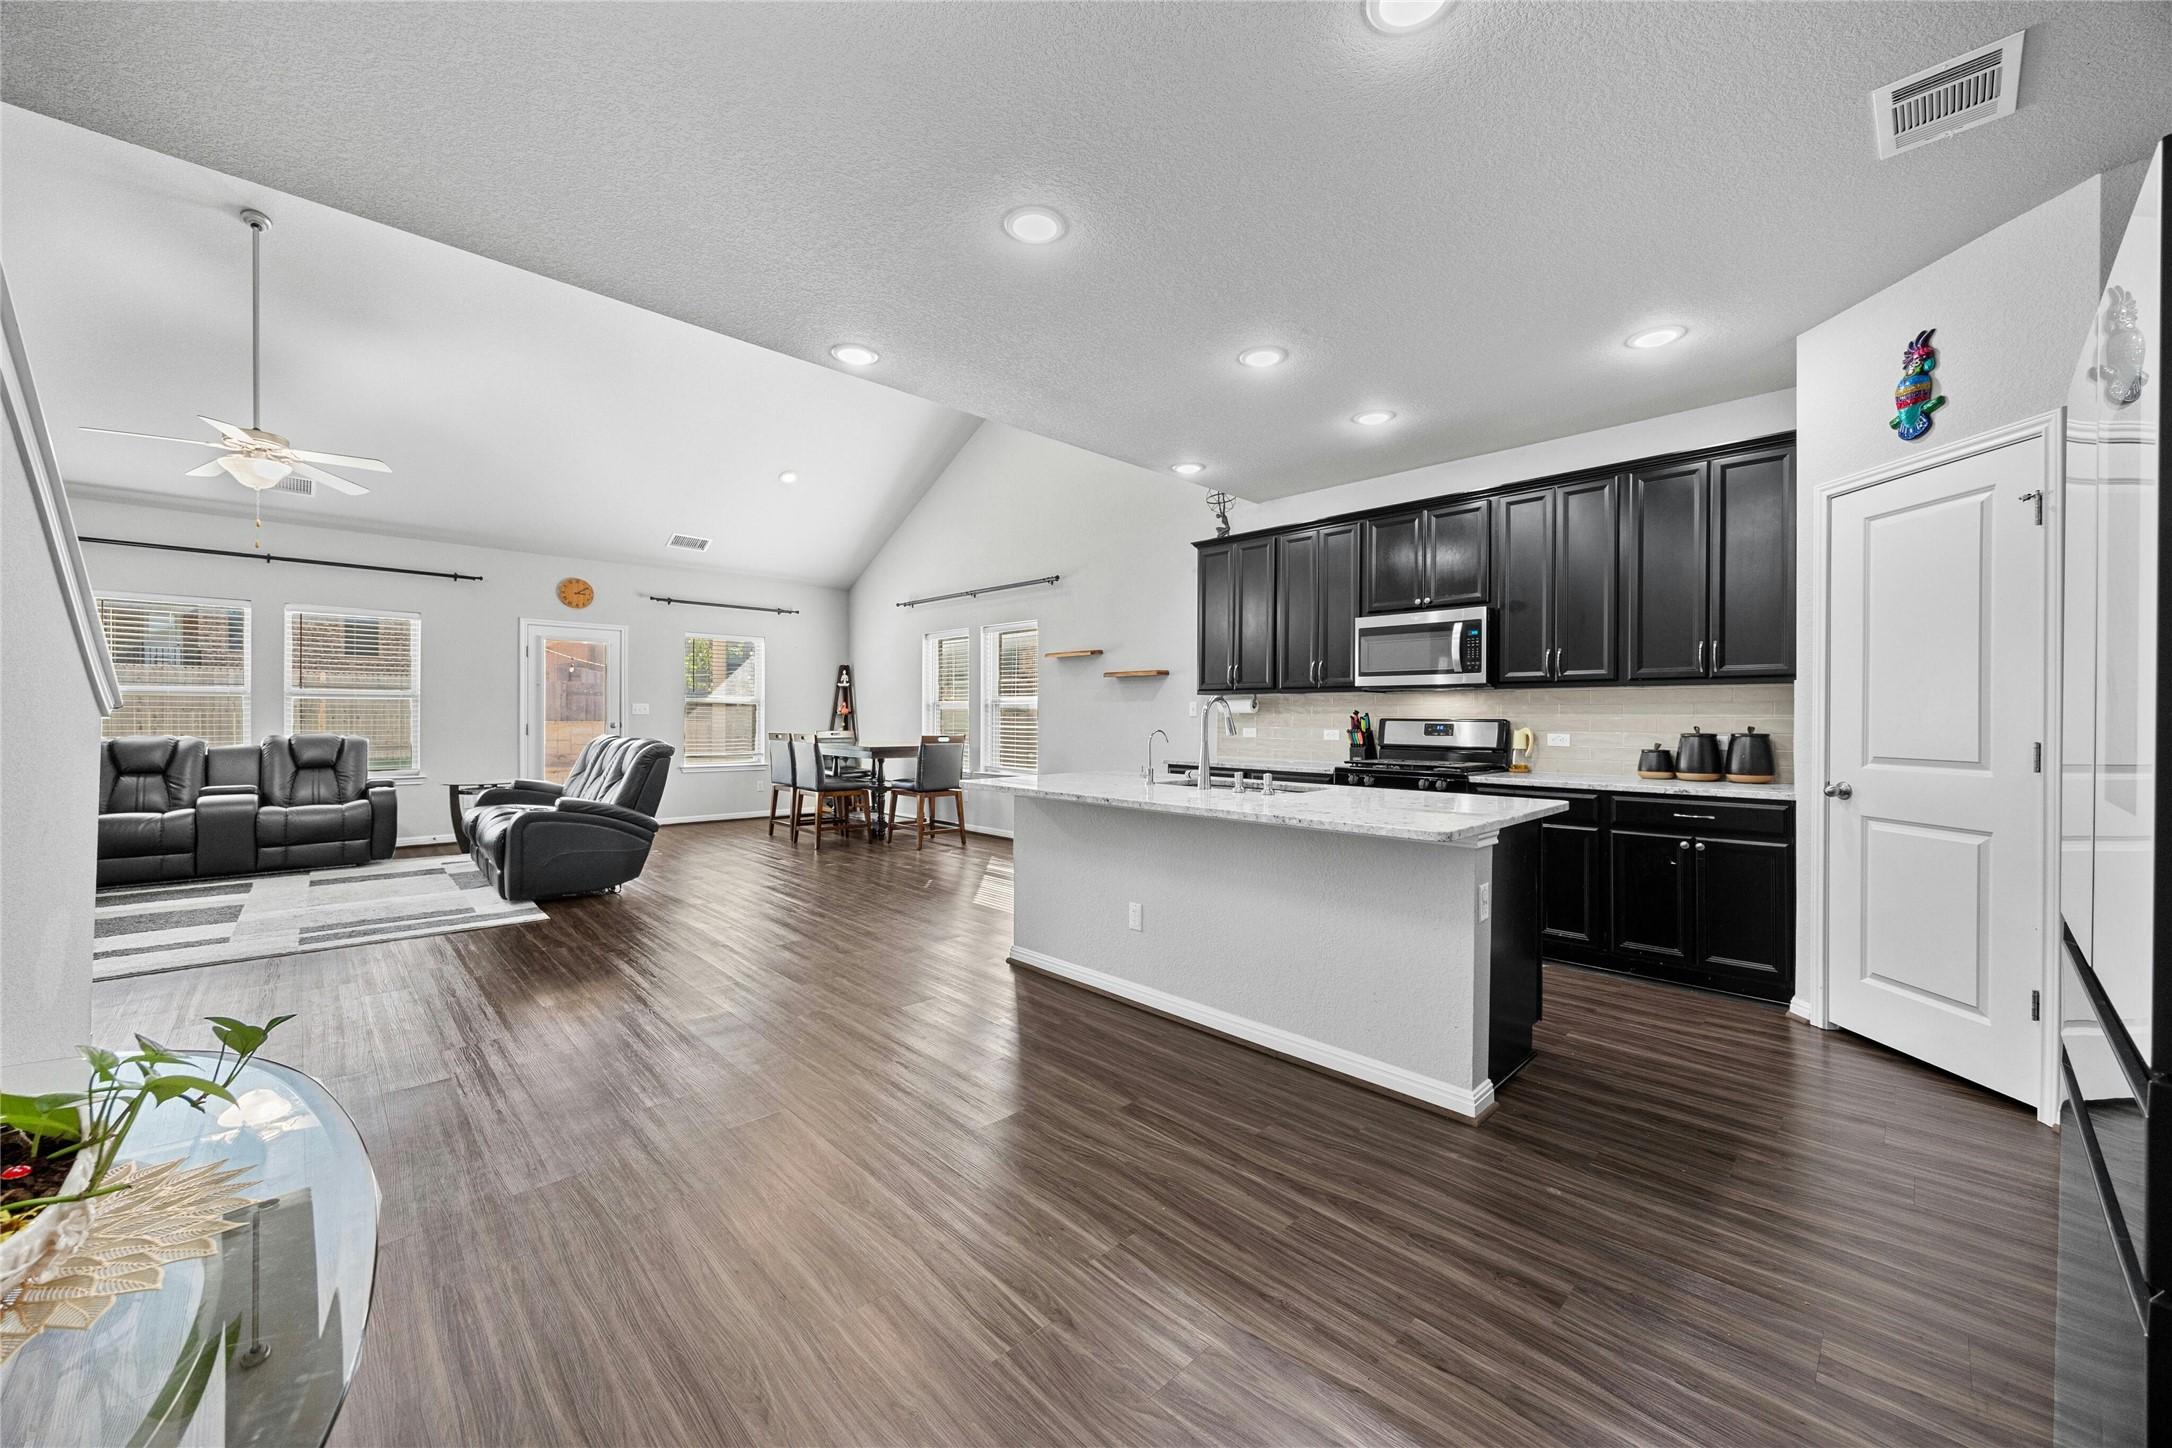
[5,0,2169,524]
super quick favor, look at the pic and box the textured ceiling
[5,2,2171,503]
[1,109,979,587]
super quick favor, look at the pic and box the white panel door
[1825,436,2048,1103]
[520,621,627,784]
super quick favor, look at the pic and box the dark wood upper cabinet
[1195,434,1791,695]
[1423,500,1490,606]
[1553,477,1618,682]
[1275,524,1360,690]
[1315,523,1360,688]
[1624,460,1711,680]
[1492,490,1554,684]
[1708,446,1795,677]
[1231,537,1278,692]
[1197,542,1236,693]
[1361,510,1427,614]
[1361,500,1489,614]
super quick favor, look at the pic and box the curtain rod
[644,593,801,616]
[896,574,1060,609]
[79,535,482,582]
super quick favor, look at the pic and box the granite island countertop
[976,772,1566,844]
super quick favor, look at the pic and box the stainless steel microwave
[1352,605,1489,689]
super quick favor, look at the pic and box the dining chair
[885,741,966,850]
[766,733,814,840]
[798,738,873,851]
[887,734,965,790]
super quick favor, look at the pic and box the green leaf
[209,1023,267,1059]
[141,1075,236,1106]
[78,1045,121,1081]
[131,1035,191,1067]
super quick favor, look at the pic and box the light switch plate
[1478,882,1491,921]
[1127,902,1143,931]
[1242,727,1257,738]
[1546,732,1571,747]
[632,702,651,716]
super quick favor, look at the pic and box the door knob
[1823,781,1853,800]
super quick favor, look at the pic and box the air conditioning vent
[270,474,315,496]
[667,533,712,552]
[1872,31,2024,159]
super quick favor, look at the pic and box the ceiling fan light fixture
[216,453,293,490]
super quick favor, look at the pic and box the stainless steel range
[1333,718,1513,792]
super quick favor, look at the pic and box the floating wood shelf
[1103,669,1170,678]
[1044,649,1103,659]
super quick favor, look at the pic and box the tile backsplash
[1212,683,1795,783]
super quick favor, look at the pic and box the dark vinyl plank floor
[89,821,2057,1447]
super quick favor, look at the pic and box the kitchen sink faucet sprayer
[1198,696,1238,792]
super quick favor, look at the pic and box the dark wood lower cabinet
[1472,783,1794,1003]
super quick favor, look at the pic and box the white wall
[3,400,103,1090]
[1789,160,2145,1026]
[848,395,1806,826]
[70,494,850,839]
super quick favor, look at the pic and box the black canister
[1725,726,1776,784]
[1637,743,1676,779]
[1675,727,1723,781]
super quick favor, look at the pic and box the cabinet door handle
[1696,640,1705,673]
[1711,638,1722,670]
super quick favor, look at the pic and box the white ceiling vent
[269,474,315,497]
[1872,31,2025,160]
[666,532,712,552]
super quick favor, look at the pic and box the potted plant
[0,1014,293,1296]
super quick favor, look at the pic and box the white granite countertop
[1468,770,1796,801]
[978,771,1566,844]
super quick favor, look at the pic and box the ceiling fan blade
[199,416,253,442]
[80,426,226,448]
[184,460,231,477]
[287,448,391,472]
[289,461,371,496]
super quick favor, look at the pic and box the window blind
[287,607,420,773]
[988,623,1039,773]
[97,595,250,744]
[684,634,764,764]
[924,631,971,762]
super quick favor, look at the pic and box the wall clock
[557,577,595,609]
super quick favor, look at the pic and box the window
[923,630,971,760]
[97,594,250,744]
[286,607,421,773]
[683,633,764,765]
[983,621,1039,773]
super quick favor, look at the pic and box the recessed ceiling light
[1364,0,1450,34]
[1352,410,1397,426]
[1171,463,1206,476]
[1003,206,1068,244]
[779,471,798,484]
[829,343,880,366]
[1625,326,1688,350]
[1237,346,1288,368]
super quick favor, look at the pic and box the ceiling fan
[82,207,390,497]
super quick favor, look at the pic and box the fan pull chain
[254,494,263,550]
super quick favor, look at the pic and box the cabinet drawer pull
[1673,812,1717,820]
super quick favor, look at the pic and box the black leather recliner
[254,734,399,870]
[95,733,396,886]
[465,734,674,901]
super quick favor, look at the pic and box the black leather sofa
[96,733,397,887]
[464,734,673,901]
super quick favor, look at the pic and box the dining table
[820,738,922,840]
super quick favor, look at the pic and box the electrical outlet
[1546,732,1571,747]
[1323,728,1340,740]
[1127,902,1143,931]
[1478,882,1491,921]
[631,702,650,716]
[1242,727,1257,738]
[1188,700,1198,717]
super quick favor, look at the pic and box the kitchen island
[976,773,1566,1122]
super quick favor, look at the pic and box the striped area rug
[93,856,545,980]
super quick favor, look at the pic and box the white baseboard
[660,810,770,825]
[967,825,1013,840]
[1788,995,1832,1028]
[1008,945,1495,1122]
[399,833,456,847]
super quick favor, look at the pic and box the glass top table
[0,1056,379,1448]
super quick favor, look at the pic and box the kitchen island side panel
[1009,794,1496,1113]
